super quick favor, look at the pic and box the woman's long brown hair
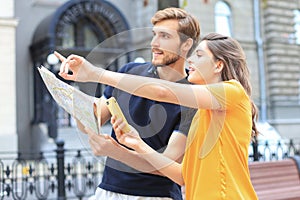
[202,33,259,137]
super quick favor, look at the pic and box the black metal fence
[0,138,300,200]
[249,138,300,162]
[0,140,104,200]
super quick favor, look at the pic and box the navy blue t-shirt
[99,62,196,199]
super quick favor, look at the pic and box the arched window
[61,24,75,48]
[215,1,232,36]
[294,9,300,44]
[60,18,101,49]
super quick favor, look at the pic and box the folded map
[37,66,99,134]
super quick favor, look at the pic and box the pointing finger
[54,51,65,62]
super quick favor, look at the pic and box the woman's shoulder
[223,79,249,99]
[224,79,244,91]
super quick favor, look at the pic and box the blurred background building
[0,0,300,158]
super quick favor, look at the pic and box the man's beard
[153,53,181,67]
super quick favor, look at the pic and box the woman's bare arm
[55,52,220,110]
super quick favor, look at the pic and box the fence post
[252,137,259,161]
[56,140,66,200]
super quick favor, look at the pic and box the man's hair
[151,7,200,57]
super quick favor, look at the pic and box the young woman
[56,32,259,199]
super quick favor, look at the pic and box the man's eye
[162,34,169,39]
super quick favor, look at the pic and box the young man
[56,7,200,200]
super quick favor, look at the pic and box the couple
[55,7,258,200]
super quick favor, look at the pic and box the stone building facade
[0,0,299,155]
[262,0,300,138]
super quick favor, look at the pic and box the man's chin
[152,60,163,67]
[153,56,180,67]
[155,64,166,67]
[152,62,167,67]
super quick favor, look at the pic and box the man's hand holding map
[37,66,100,134]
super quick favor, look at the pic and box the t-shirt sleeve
[175,107,197,136]
[103,63,135,99]
[206,80,247,110]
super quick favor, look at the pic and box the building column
[0,0,18,151]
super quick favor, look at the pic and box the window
[294,10,300,44]
[215,1,232,36]
[60,18,100,49]
[83,24,99,48]
[158,0,179,10]
[61,24,75,48]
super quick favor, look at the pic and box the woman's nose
[187,58,194,65]
[188,54,198,63]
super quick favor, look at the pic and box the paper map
[37,66,99,134]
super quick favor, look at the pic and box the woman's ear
[215,60,224,72]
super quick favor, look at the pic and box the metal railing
[249,138,300,161]
[0,140,104,200]
[0,138,299,200]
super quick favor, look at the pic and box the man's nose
[150,36,159,47]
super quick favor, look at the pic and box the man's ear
[182,38,193,52]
